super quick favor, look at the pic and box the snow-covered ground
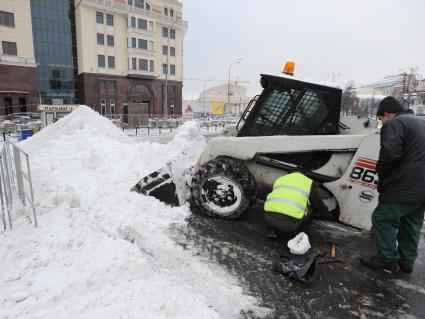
[0,106,265,318]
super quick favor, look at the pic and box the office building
[1,0,187,118]
[75,0,187,117]
[30,0,80,105]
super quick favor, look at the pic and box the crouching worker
[264,172,313,238]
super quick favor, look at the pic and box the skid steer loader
[133,69,381,231]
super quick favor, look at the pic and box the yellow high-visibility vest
[264,172,313,220]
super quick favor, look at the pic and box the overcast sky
[181,0,425,99]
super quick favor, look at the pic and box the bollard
[2,132,5,141]
[215,125,217,131]
[122,126,125,132]
[136,126,138,136]
[159,127,161,134]
[148,126,150,135]
[170,126,172,133]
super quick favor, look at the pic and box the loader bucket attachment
[131,163,180,206]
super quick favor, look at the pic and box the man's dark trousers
[372,202,425,268]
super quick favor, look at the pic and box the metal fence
[0,141,37,231]
[102,113,237,136]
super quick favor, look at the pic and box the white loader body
[194,127,381,230]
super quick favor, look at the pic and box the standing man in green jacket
[360,97,425,273]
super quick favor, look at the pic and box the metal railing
[0,141,37,231]
[103,113,234,136]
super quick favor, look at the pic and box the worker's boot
[398,262,413,274]
[360,256,399,273]
[267,228,278,240]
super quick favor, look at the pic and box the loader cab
[237,74,342,137]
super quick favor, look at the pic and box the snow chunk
[168,121,206,204]
[175,120,202,141]
[267,72,341,89]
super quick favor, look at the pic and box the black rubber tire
[310,183,340,221]
[190,158,257,219]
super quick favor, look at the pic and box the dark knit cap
[376,96,404,116]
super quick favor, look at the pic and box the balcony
[0,55,36,68]
[128,27,155,38]
[127,69,159,79]
[127,47,155,57]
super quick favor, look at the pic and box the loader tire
[190,159,257,219]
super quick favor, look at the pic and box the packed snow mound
[21,105,128,149]
[0,108,264,318]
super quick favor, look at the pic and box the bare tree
[392,67,420,107]
[341,80,357,116]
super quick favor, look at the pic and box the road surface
[173,203,425,319]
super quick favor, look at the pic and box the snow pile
[0,106,263,318]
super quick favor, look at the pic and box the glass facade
[30,0,78,104]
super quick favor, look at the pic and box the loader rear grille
[238,75,341,137]
[244,87,334,137]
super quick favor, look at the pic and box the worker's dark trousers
[372,202,425,266]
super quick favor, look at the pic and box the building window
[131,17,136,28]
[128,0,133,5]
[135,0,143,8]
[98,55,105,68]
[146,3,150,10]
[109,81,116,92]
[97,33,104,45]
[2,41,17,56]
[0,11,15,27]
[131,37,137,48]
[164,7,168,16]
[162,27,168,37]
[162,64,168,75]
[170,64,176,75]
[138,39,147,50]
[139,59,148,71]
[138,18,147,30]
[106,14,114,26]
[99,81,106,91]
[170,9,174,17]
[96,12,103,24]
[108,56,115,68]
[107,35,114,47]
[132,57,137,70]
[170,29,176,39]
[170,47,175,56]
[110,99,116,115]
[100,99,106,115]
[4,97,13,115]
[162,46,168,55]
[150,60,154,72]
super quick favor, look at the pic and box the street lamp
[228,58,242,113]
[164,17,180,117]
[327,72,341,83]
